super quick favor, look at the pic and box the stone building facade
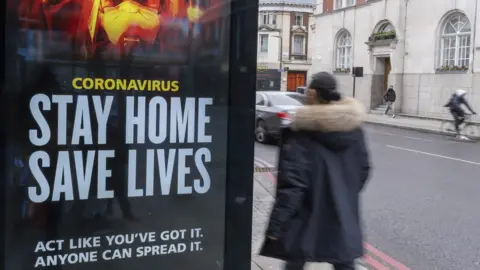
[311,0,480,119]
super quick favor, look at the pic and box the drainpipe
[272,35,283,89]
[402,0,409,114]
[472,0,478,121]
[352,7,357,71]
[472,0,478,76]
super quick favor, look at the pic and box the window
[440,13,471,68]
[370,22,396,41]
[293,35,305,54]
[294,13,303,26]
[261,14,268,25]
[286,94,307,104]
[267,93,305,106]
[335,0,355,9]
[260,13,276,26]
[256,94,265,105]
[336,31,353,69]
[378,23,394,33]
[260,34,268,53]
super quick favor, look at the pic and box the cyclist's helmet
[455,89,467,97]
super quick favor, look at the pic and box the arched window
[440,13,471,68]
[378,22,394,33]
[336,31,352,69]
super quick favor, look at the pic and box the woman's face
[306,88,317,105]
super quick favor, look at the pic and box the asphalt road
[254,124,480,270]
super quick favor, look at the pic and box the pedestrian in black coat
[383,86,396,117]
[260,72,371,270]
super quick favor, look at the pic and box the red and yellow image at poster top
[12,0,217,58]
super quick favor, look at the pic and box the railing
[290,54,307,61]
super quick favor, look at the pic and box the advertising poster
[4,0,230,269]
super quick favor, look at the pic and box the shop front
[256,67,281,91]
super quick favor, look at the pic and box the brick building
[257,0,315,91]
[311,0,480,119]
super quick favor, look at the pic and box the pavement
[366,113,480,138]
[251,158,368,270]
[254,123,480,270]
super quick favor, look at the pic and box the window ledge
[258,25,281,32]
[365,39,398,50]
[333,71,351,75]
[292,25,307,30]
[284,60,312,65]
[435,69,468,74]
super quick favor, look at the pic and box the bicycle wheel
[440,121,456,134]
[460,124,480,138]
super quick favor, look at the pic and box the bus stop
[2,0,257,269]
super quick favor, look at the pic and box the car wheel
[255,120,269,143]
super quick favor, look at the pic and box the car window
[267,94,305,106]
[256,93,265,105]
[286,94,307,104]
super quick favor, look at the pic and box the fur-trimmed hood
[291,97,367,132]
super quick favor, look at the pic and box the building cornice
[314,0,382,17]
[291,26,308,33]
[258,25,281,32]
[260,0,315,8]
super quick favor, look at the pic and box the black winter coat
[444,93,475,114]
[384,88,396,102]
[260,97,371,264]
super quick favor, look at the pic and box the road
[254,124,480,270]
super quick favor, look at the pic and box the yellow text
[72,78,179,92]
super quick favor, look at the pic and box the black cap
[308,72,341,102]
[309,72,337,91]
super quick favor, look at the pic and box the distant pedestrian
[383,85,396,118]
[260,72,371,270]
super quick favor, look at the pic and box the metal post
[278,36,282,70]
[272,35,283,89]
[352,75,356,97]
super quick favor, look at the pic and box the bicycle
[440,113,480,139]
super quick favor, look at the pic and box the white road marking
[366,129,434,142]
[255,157,276,168]
[366,128,465,144]
[386,145,480,166]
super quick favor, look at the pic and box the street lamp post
[271,35,284,90]
[271,35,283,71]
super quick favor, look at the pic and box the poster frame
[223,0,258,269]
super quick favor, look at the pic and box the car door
[255,93,268,122]
[257,94,281,131]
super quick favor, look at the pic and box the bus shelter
[2,0,257,269]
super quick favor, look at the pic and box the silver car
[255,91,306,144]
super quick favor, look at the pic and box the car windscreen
[286,94,307,104]
[266,94,306,106]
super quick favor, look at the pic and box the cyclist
[444,89,476,139]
